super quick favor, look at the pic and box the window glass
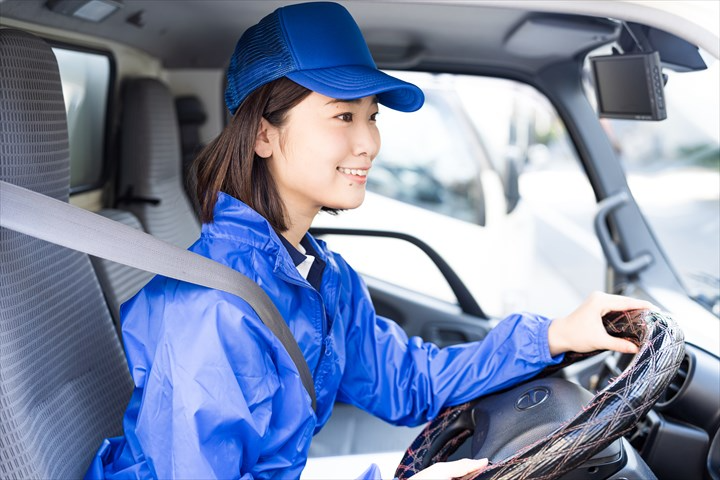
[314,72,601,318]
[454,75,604,317]
[371,73,487,225]
[53,47,111,192]
[588,51,719,316]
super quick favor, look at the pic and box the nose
[353,121,380,160]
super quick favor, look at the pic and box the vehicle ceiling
[1,0,623,74]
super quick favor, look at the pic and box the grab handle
[594,191,653,275]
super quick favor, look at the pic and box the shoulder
[122,277,283,383]
[190,233,271,279]
[139,277,278,344]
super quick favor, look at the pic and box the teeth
[338,167,368,176]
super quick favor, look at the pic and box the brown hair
[194,77,313,231]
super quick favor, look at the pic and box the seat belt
[0,180,317,412]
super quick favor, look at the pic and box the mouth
[337,166,369,183]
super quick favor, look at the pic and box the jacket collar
[203,192,282,252]
[202,192,334,279]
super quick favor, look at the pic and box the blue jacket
[87,192,561,479]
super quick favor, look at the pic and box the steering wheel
[395,309,685,480]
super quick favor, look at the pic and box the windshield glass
[591,51,719,316]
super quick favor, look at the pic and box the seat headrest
[120,77,184,183]
[175,95,207,124]
[0,28,70,202]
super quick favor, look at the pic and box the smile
[337,167,369,176]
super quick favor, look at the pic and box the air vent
[655,352,692,408]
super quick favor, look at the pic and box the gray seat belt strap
[0,180,317,412]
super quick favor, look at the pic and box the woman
[87,3,652,479]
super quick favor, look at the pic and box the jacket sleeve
[335,266,563,427]
[356,463,383,479]
[116,282,315,480]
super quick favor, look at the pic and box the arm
[335,268,563,427]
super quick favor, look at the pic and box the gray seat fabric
[0,29,133,478]
[118,78,200,248]
[91,209,154,325]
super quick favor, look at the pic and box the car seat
[175,94,207,216]
[94,81,205,325]
[90,209,154,326]
[0,28,133,478]
[117,77,200,248]
[94,80,203,324]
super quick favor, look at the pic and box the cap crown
[225,2,423,114]
[280,2,376,71]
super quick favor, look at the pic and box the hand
[408,458,488,480]
[548,291,657,356]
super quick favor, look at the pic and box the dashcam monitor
[590,52,667,121]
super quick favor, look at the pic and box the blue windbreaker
[87,192,562,479]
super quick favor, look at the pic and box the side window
[52,47,112,192]
[371,75,489,225]
[314,73,602,318]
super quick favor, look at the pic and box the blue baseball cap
[225,2,424,114]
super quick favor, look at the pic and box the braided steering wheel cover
[395,309,685,480]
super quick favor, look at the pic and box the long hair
[193,77,313,231]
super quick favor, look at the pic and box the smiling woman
[79,2,655,479]
[1,1,719,479]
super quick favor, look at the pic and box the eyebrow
[325,96,379,106]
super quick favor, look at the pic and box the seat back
[175,94,207,170]
[175,94,207,215]
[0,29,133,478]
[91,209,154,325]
[118,78,200,248]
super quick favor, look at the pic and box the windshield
[593,51,719,316]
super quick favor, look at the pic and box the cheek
[283,123,330,163]
[322,128,352,154]
[373,127,381,155]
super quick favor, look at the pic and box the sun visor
[619,23,707,72]
[505,14,618,59]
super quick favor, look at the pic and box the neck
[281,207,317,249]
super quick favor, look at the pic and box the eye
[370,111,379,122]
[336,112,353,122]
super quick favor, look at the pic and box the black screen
[593,56,653,116]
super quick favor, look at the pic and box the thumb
[447,458,488,478]
[409,458,488,480]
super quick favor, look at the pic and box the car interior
[1,1,718,479]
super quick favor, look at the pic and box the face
[257,92,381,223]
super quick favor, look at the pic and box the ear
[254,118,274,159]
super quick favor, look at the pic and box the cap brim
[286,65,424,112]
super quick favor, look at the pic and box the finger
[595,293,658,315]
[604,335,639,354]
[450,458,488,474]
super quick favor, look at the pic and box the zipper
[314,306,329,377]
[274,268,327,374]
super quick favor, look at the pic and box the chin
[326,194,366,211]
